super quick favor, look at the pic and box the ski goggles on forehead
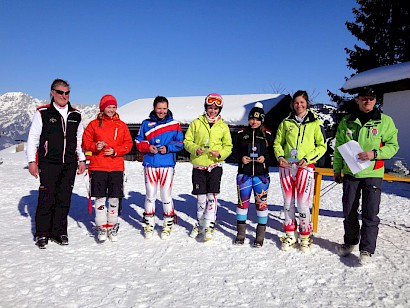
[206,96,223,107]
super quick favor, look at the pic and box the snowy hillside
[1,145,410,307]
[0,92,99,150]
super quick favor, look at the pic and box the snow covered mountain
[0,92,99,150]
[0,92,338,151]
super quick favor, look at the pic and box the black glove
[334,173,343,184]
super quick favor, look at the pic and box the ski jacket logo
[371,128,378,136]
[49,118,57,124]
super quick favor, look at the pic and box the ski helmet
[205,93,223,109]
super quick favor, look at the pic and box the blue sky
[0,0,358,106]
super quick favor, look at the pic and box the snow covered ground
[1,145,410,308]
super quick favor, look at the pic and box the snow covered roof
[118,94,286,125]
[341,61,410,94]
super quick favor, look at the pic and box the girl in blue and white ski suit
[135,96,184,239]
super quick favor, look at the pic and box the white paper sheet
[337,140,372,174]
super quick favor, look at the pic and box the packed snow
[1,145,410,307]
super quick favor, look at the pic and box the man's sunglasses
[53,89,71,96]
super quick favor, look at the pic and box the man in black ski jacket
[26,79,86,249]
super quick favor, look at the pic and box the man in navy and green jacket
[333,87,399,264]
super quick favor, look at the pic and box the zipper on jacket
[296,126,302,154]
[300,125,306,144]
[61,116,67,163]
[252,129,255,175]
[114,127,118,140]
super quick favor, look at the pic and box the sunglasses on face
[53,89,71,96]
[360,96,376,102]
[206,97,223,106]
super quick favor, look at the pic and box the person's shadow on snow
[18,191,94,240]
[69,193,96,238]
[174,193,197,235]
[18,190,38,239]
[120,190,146,235]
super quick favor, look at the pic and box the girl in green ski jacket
[273,90,326,253]
[184,93,233,241]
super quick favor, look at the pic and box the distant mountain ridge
[0,92,337,151]
[0,92,99,150]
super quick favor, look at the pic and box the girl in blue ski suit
[135,96,184,239]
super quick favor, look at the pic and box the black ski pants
[342,174,383,254]
[35,162,77,237]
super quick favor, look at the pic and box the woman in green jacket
[273,90,326,253]
[184,93,233,241]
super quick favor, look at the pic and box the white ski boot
[203,219,215,242]
[107,223,119,242]
[359,251,372,265]
[299,234,313,253]
[96,226,107,242]
[143,213,155,239]
[280,231,298,251]
[161,216,174,240]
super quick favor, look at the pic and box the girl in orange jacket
[82,94,133,242]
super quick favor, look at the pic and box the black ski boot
[253,224,266,248]
[35,236,48,249]
[234,221,246,245]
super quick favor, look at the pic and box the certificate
[337,140,372,174]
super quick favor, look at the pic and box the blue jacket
[135,110,184,167]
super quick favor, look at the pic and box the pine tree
[345,0,410,73]
[328,0,410,104]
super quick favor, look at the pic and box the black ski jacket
[37,103,82,164]
[235,126,274,176]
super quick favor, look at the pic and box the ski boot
[161,216,174,240]
[203,219,216,242]
[234,221,246,245]
[143,213,155,239]
[35,236,48,249]
[253,224,266,248]
[336,243,355,257]
[280,231,298,251]
[96,226,107,242]
[107,223,119,242]
[299,234,313,253]
[359,251,372,265]
[190,219,204,238]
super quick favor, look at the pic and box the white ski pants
[144,166,175,216]
[279,166,314,235]
[95,197,119,228]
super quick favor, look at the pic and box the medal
[288,148,298,164]
[203,139,210,153]
[250,146,258,158]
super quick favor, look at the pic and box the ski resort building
[118,94,292,162]
[341,61,410,168]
